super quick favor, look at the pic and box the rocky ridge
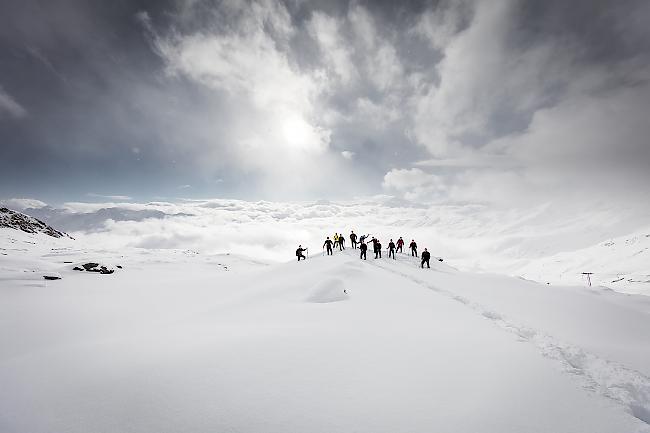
[0,207,73,239]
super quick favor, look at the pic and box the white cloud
[0,198,47,210]
[0,86,27,119]
[375,0,650,212]
[149,0,335,195]
[382,168,447,201]
[27,198,649,286]
[341,150,355,160]
[347,6,403,91]
[87,193,133,201]
[410,0,586,163]
[308,12,357,84]
[414,1,469,50]
[415,154,516,168]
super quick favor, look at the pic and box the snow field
[1,239,649,432]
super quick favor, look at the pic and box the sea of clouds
[4,197,648,284]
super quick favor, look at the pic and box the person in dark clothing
[339,233,345,250]
[388,239,396,259]
[421,248,431,268]
[410,239,418,257]
[370,237,378,252]
[375,241,382,259]
[359,234,370,244]
[296,245,307,261]
[396,237,404,253]
[350,231,358,249]
[323,237,333,255]
[359,242,368,260]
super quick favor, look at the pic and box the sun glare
[281,114,313,149]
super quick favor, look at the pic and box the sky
[1,0,649,210]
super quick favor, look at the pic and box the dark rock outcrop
[0,207,73,239]
[73,263,115,274]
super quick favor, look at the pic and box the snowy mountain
[20,205,191,232]
[517,228,650,294]
[1,232,649,433]
[4,198,649,294]
[0,207,72,239]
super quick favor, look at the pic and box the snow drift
[305,278,349,303]
[1,228,649,433]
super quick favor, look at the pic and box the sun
[281,114,314,149]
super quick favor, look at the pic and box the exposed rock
[0,207,73,239]
[86,266,114,274]
[73,262,116,274]
[43,275,62,280]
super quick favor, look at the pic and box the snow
[516,228,650,294]
[305,278,349,303]
[12,198,649,295]
[1,228,649,432]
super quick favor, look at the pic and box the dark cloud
[0,0,648,210]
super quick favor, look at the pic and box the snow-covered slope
[7,198,647,295]
[517,228,650,294]
[0,207,72,239]
[1,232,649,433]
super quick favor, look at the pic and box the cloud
[0,86,26,119]
[412,0,562,156]
[376,0,650,211]
[146,0,338,195]
[308,12,357,84]
[415,155,516,168]
[0,198,47,210]
[485,78,650,204]
[87,193,133,201]
[21,197,649,285]
[1,0,649,211]
[382,168,447,201]
[414,0,470,51]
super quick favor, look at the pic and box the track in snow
[363,252,650,425]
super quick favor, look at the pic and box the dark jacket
[422,251,431,260]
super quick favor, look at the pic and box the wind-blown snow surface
[1,230,649,432]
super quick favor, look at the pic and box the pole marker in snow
[582,272,593,287]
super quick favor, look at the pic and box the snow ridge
[0,207,72,239]
[369,259,650,427]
